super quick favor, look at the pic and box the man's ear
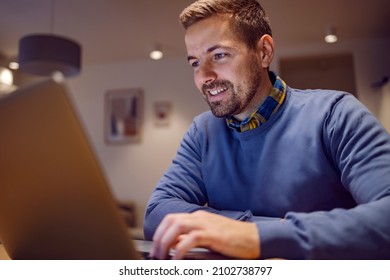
[257,34,274,68]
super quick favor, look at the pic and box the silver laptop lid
[0,78,140,260]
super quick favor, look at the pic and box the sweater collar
[226,72,286,132]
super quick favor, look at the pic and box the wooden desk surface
[0,244,11,260]
[0,240,230,260]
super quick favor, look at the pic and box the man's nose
[197,62,217,85]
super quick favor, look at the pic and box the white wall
[67,37,390,228]
[67,58,208,227]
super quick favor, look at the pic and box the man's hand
[150,210,260,259]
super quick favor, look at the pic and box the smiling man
[144,0,390,260]
[186,14,272,120]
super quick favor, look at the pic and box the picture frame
[104,88,143,144]
[153,101,172,126]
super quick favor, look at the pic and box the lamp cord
[50,0,56,34]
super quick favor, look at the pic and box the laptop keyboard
[140,251,169,260]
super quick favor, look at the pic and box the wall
[379,82,390,133]
[67,37,390,228]
[274,38,390,118]
[279,53,357,95]
[67,58,208,228]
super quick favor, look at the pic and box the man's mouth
[208,87,228,96]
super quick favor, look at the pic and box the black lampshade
[18,34,81,77]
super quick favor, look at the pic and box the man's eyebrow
[187,55,197,62]
[187,44,225,62]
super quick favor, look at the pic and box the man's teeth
[209,88,227,96]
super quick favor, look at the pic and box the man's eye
[214,53,227,60]
[190,61,200,68]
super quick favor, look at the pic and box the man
[144,0,390,259]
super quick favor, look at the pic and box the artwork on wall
[104,88,143,144]
[153,101,172,126]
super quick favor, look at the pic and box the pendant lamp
[17,0,81,77]
[18,34,81,77]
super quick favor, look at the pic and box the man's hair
[179,0,272,50]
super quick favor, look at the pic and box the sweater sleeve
[256,95,390,259]
[143,120,252,240]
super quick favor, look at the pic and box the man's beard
[202,80,239,117]
[201,61,263,118]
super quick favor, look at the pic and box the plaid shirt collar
[226,72,286,132]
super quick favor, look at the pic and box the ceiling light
[150,46,163,60]
[9,61,19,70]
[17,0,82,77]
[0,66,16,95]
[0,67,13,86]
[18,34,81,77]
[324,27,338,43]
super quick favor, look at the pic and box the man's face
[184,15,264,119]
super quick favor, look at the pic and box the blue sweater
[144,86,390,259]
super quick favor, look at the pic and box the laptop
[0,78,142,260]
[0,78,231,260]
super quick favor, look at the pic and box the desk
[0,240,228,260]
[0,241,151,260]
[0,230,142,260]
[0,244,10,260]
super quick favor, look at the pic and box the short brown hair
[179,0,272,50]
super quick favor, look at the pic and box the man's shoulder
[285,87,373,130]
[286,87,358,111]
[288,87,351,100]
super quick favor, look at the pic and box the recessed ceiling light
[324,27,338,43]
[150,45,163,60]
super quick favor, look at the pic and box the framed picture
[104,88,143,144]
[153,101,172,126]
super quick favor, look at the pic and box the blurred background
[0,0,389,232]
